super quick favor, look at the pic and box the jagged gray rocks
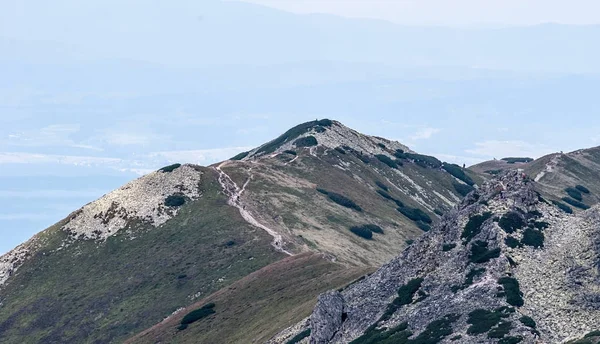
[274,171,600,344]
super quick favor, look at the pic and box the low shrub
[396,278,424,306]
[416,221,431,232]
[231,151,249,160]
[488,321,513,339]
[521,228,544,248]
[501,157,533,164]
[442,243,456,252]
[434,208,444,216]
[294,135,318,148]
[159,163,182,172]
[256,119,331,155]
[334,146,346,155]
[316,187,329,195]
[394,149,407,159]
[498,212,525,234]
[355,152,371,164]
[165,195,186,207]
[287,329,311,344]
[533,221,549,230]
[453,182,475,197]
[552,200,573,214]
[377,143,387,149]
[498,277,524,307]
[362,224,384,234]
[562,197,590,210]
[404,153,442,168]
[377,189,395,201]
[485,169,503,175]
[565,187,583,201]
[499,337,523,344]
[519,316,536,329]
[469,240,501,264]
[375,154,399,169]
[467,308,510,335]
[283,150,297,156]
[397,207,432,224]
[349,226,373,239]
[576,185,591,194]
[181,303,216,326]
[461,212,493,243]
[375,181,389,191]
[328,192,362,211]
[504,236,522,248]
[585,331,600,338]
[443,163,475,186]
[405,240,414,245]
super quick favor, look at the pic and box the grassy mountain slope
[0,167,284,343]
[0,120,478,343]
[127,253,372,344]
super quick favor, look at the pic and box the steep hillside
[0,120,479,343]
[276,171,600,344]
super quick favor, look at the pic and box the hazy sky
[1,0,599,255]
[240,0,600,26]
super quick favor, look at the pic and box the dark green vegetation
[256,119,332,155]
[349,226,373,240]
[488,321,513,338]
[334,146,346,154]
[576,185,591,194]
[565,187,584,201]
[498,212,525,234]
[402,153,442,169]
[461,212,493,243]
[504,236,522,248]
[350,314,460,344]
[521,228,544,248]
[294,135,318,148]
[532,221,549,230]
[562,197,590,210]
[452,268,486,292]
[467,307,514,335]
[498,277,524,307]
[442,163,475,186]
[316,188,362,211]
[379,278,424,323]
[131,253,371,344]
[231,151,250,160]
[499,336,523,344]
[442,243,457,252]
[397,207,432,224]
[283,150,297,156]
[415,222,431,232]
[552,200,574,214]
[375,154,401,169]
[469,241,501,264]
[286,329,311,344]
[159,163,182,172]
[180,303,216,328]
[519,316,536,329]
[165,195,186,207]
[0,172,285,343]
[502,157,534,164]
[375,181,389,191]
[453,182,475,197]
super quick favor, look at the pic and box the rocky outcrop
[311,291,345,344]
[281,171,600,343]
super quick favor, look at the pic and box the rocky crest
[274,171,600,344]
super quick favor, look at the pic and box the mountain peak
[238,119,411,161]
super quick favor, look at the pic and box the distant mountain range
[1,120,599,343]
